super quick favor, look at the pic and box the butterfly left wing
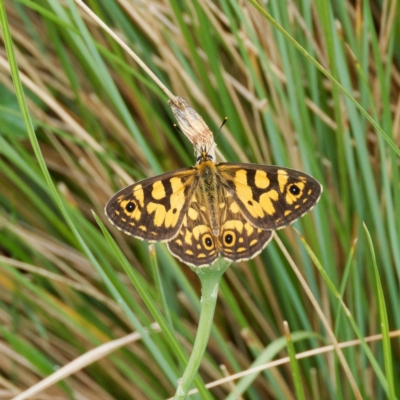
[217,163,322,230]
[105,167,198,242]
[167,187,218,267]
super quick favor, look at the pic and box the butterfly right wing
[217,191,274,262]
[105,167,199,242]
[217,163,322,230]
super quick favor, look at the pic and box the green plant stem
[174,259,230,400]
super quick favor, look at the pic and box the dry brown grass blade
[11,323,161,400]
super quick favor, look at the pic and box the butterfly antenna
[206,117,228,156]
[216,117,228,139]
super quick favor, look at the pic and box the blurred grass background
[0,0,399,399]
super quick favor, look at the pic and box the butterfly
[105,148,322,267]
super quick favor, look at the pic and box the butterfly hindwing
[218,163,322,230]
[167,185,274,267]
[105,167,198,242]
[167,187,218,266]
[217,191,274,263]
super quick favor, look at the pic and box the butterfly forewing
[105,167,198,242]
[218,163,322,230]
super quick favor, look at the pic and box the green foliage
[0,1,399,399]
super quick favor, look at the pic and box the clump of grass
[0,1,399,399]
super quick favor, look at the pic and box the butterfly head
[196,147,214,165]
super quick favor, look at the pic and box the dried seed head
[169,96,216,160]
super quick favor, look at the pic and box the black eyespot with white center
[223,230,236,247]
[203,234,214,250]
[126,202,136,212]
[289,185,301,196]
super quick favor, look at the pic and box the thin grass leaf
[363,223,396,400]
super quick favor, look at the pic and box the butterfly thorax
[197,159,221,237]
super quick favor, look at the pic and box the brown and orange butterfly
[105,149,322,267]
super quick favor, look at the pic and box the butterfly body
[105,150,322,267]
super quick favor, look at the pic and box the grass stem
[174,259,230,399]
